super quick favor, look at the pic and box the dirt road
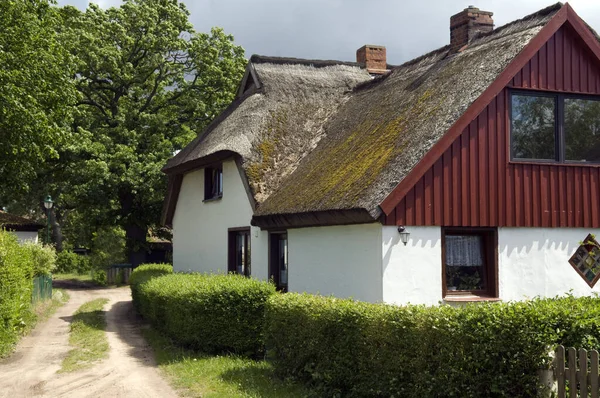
[0,286,178,398]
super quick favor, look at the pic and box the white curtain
[446,235,483,267]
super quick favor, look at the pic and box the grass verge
[32,289,70,324]
[60,298,109,373]
[142,328,310,398]
[52,273,93,282]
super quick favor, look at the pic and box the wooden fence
[555,345,600,398]
[106,264,133,285]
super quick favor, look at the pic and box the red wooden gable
[383,9,600,228]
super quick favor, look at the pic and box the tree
[58,0,246,265]
[0,0,77,192]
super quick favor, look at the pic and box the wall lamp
[397,226,410,246]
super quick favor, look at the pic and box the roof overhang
[251,208,377,230]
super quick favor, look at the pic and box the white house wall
[13,231,39,244]
[288,224,382,302]
[498,227,600,300]
[172,159,269,278]
[382,226,442,306]
[381,226,600,305]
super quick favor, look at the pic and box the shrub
[129,263,173,311]
[56,251,92,275]
[137,273,276,356]
[265,293,600,398]
[91,269,107,286]
[0,230,34,357]
[24,243,56,276]
[56,250,78,273]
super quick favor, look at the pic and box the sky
[56,0,600,65]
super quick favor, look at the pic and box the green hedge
[136,273,276,356]
[265,293,600,398]
[25,243,56,276]
[129,263,173,310]
[0,230,34,357]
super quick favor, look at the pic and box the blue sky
[56,0,600,65]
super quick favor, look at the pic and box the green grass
[32,289,70,324]
[143,328,311,398]
[52,272,93,282]
[60,298,109,373]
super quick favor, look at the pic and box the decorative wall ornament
[569,234,600,287]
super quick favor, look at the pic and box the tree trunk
[125,223,147,267]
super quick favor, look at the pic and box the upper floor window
[204,164,223,200]
[511,91,600,163]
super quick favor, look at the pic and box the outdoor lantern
[397,226,410,246]
[44,195,53,244]
[43,195,53,210]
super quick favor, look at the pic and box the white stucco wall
[172,159,269,279]
[288,223,382,302]
[382,226,442,306]
[14,231,39,244]
[499,227,600,300]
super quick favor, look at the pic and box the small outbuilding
[0,210,43,244]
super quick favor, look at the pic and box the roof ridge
[478,2,563,39]
[249,54,363,69]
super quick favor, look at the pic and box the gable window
[511,91,600,163]
[442,228,497,298]
[269,232,288,292]
[568,234,600,287]
[204,164,223,200]
[228,227,250,276]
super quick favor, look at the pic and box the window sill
[203,196,222,203]
[509,160,600,168]
[443,295,501,303]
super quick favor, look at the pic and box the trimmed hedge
[0,230,34,357]
[129,263,173,310]
[136,273,276,356]
[265,293,600,398]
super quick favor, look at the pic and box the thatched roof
[0,211,43,231]
[253,3,562,221]
[165,3,566,227]
[163,58,371,205]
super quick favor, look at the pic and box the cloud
[56,0,600,65]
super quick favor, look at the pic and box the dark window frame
[228,227,251,277]
[510,89,600,165]
[441,227,498,298]
[204,163,223,201]
[269,231,288,292]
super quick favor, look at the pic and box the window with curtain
[443,229,497,297]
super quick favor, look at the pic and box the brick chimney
[450,6,494,53]
[356,45,388,75]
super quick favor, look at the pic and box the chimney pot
[356,45,388,75]
[450,6,494,53]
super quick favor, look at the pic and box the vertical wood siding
[385,25,600,227]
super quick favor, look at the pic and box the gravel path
[0,286,177,398]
